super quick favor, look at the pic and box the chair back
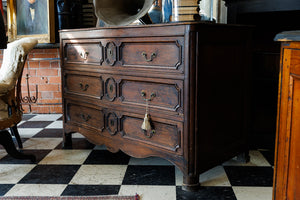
[0,37,37,128]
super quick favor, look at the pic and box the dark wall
[224,0,300,149]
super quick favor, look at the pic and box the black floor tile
[18,165,80,184]
[224,166,273,186]
[18,121,53,128]
[61,185,120,196]
[122,165,175,185]
[0,150,51,164]
[84,150,130,165]
[176,186,237,200]
[260,150,275,166]
[22,115,36,121]
[34,129,63,138]
[57,116,63,121]
[55,138,95,150]
[0,184,14,196]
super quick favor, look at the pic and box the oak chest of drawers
[59,22,252,191]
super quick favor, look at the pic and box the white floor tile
[28,114,62,121]
[39,149,92,165]
[72,132,85,138]
[233,186,273,200]
[17,128,43,138]
[45,121,63,129]
[175,165,231,187]
[175,167,183,186]
[0,150,7,159]
[0,164,35,184]
[70,165,127,185]
[5,184,67,196]
[223,150,271,167]
[119,185,176,200]
[22,138,62,149]
[200,166,231,186]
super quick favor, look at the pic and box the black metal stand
[9,125,23,149]
[0,130,35,162]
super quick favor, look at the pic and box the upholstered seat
[0,37,37,162]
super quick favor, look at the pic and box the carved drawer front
[120,115,182,154]
[64,42,103,65]
[66,102,105,131]
[65,73,104,99]
[120,38,182,71]
[119,78,182,112]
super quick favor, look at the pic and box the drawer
[119,77,183,113]
[64,41,103,65]
[64,73,104,99]
[65,102,105,131]
[119,37,183,71]
[120,114,182,154]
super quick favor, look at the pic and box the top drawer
[63,40,104,65]
[62,37,184,74]
[119,37,183,71]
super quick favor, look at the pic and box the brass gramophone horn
[93,0,155,26]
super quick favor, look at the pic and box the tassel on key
[141,113,152,131]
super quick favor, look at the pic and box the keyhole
[108,49,112,56]
[110,119,114,126]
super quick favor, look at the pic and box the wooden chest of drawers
[59,22,252,191]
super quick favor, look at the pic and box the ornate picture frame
[7,0,55,43]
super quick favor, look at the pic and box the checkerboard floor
[0,114,275,200]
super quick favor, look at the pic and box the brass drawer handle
[141,90,156,101]
[80,51,89,60]
[79,83,89,91]
[141,52,156,62]
[81,114,91,122]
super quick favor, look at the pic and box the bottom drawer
[64,100,182,154]
[120,115,182,154]
[65,101,105,131]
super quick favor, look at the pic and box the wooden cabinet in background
[59,22,252,191]
[273,31,300,200]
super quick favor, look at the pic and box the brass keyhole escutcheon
[110,119,114,126]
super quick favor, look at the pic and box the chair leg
[0,130,35,162]
[10,125,23,149]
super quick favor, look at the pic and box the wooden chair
[0,37,38,162]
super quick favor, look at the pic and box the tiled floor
[0,114,274,200]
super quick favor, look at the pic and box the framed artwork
[7,0,55,43]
